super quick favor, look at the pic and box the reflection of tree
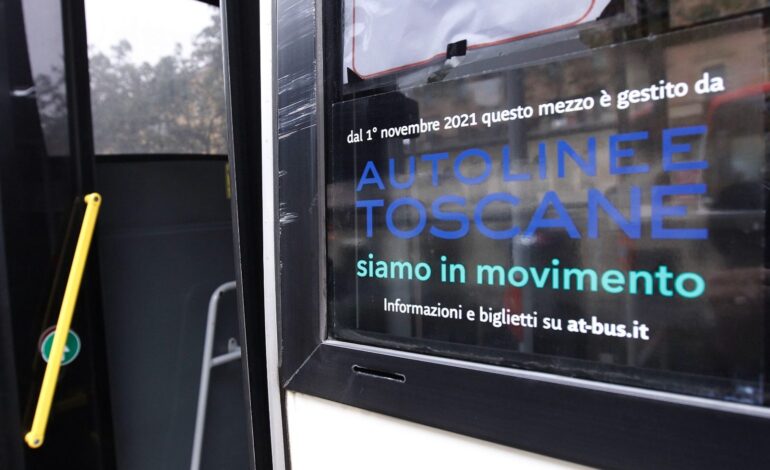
[32,14,227,156]
[34,66,70,156]
[87,13,227,154]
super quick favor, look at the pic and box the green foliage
[87,14,227,155]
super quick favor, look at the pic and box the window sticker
[329,17,768,404]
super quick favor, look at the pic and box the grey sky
[85,0,217,64]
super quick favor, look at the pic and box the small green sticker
[40,329,81,365]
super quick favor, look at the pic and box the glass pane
[21,0,69,156]
[670,0,768,27]
[328,11,770,405]
[85,0,227,155]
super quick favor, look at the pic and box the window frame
[255,0,770,467]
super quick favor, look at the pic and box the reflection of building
[669,0,765,27]
[345,11,768,375]
[665,25,765,126]
[664,22,766,199]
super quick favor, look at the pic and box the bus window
[85,0,226,155]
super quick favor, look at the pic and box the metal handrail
[190,281,241,470]
[25,193,102,448]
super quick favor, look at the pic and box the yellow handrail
[25,193,102,449]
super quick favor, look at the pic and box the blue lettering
[525,191,580,238]
[421,152,449,186]
[610,131,650,175]
[587,187,641,238]
[430,195,469,240]
[651,184,708,239]
[663,125,708,172]
[356,161,385,191]
[502,145,531,181]
[388,156,415,189]
[453,148,492,185]
[356,199,384,237]
[474,193,520,239]
[557,138,596,178]
[386,197,427,239]
[538,142,547,179]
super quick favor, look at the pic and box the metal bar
[221,0,276,466]
[24,193,102,449]
[60,2,116,464]
[190,280,237,470]
[211,349,242,367]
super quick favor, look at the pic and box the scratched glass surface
[328,6,769,404]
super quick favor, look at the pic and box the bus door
[0,1,254,468]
